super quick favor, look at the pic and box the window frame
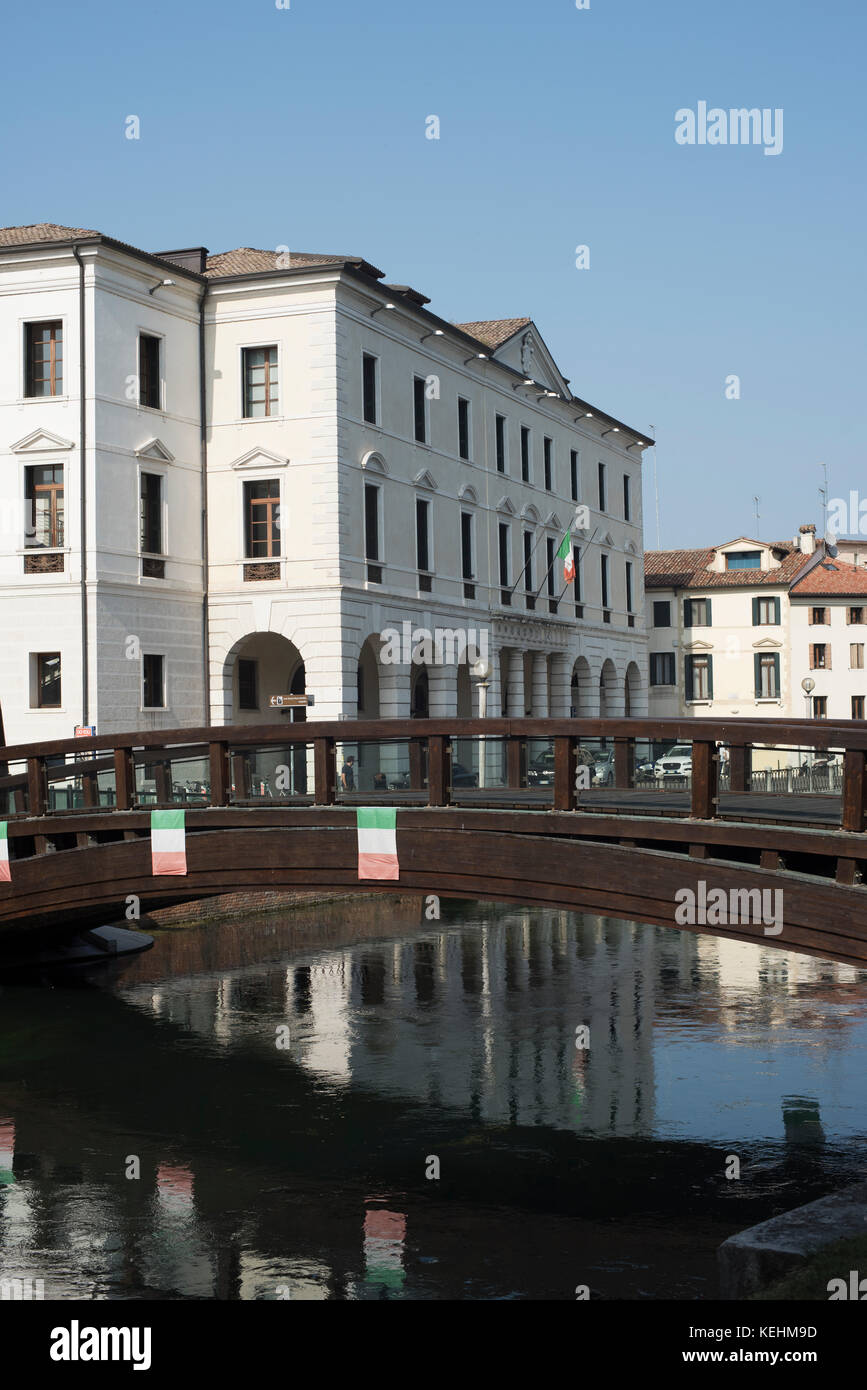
[24,319,64,398]
[457,396,471,461]
[543,436,553,491]
[495,414,507,474]
[138,332,163,411]
[415,495,433,575]
[649,652,676,687]
[241,343,280,420]
[243,477,281,559]
[652,600,671,628]
[34,651,62,709]
[570,449,579,502]
[623,472,631,522]
[24,463,65,550]
[460,510,475,581]
[362,352,379,425]
[413,375,428,444]
[237,657,259,711]
[597,461,606,512]
[142,652,166,711]
[520,425,531,483]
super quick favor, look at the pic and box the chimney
[799,523,816,555]
[154,247,209,275]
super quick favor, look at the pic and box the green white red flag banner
[0,823,9,882]
[151,809,187,876]
[357,807,399,880]
[557,532,575,583]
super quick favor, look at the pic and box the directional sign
[269,694,313,708]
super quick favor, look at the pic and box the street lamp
[472,658,491,789]
[801,676,816,780]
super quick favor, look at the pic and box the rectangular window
[853,695,865,720]
[810,643,829,670]
[851,643,864,670]
[685,653,713,701]
[570,450,579,502]
[546,537,556,596]
[139,333,161,409]
[413,377,427,443]
[623,473,631,522]
[495,414,506,473]
[458,397,470,460]
[684,597,711,627]
[142,654,165,709]
[238,658,258,710]
[625,561,633,613]
[753,596,780,625]
[244,479,280,558]
[499,522,511,602]
[755,652,780,699]
[812,695,827,719]
[416,497,431,573]
[25,465,64,548]
[650,653,676,686]
[243,346,279,418]
[849,607,864,625]
[36,652,61,708]
[364,484,381,580]
[543,437,553,491]
[25,321,63,397]
[362,353,378,424]
[810,606,828,625]
[601,553,609,611]
[726,550,761,570]
[573,546,581,605]
[598,461,606,512]
[461,511,474,580]
[523,530,534,609]
[653,600,671,628]
[520,426,531,483]
[140,473,163,555]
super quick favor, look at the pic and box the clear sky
[2,0,863,549]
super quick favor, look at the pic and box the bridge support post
[313,738,336,805]
[842,749,867,833]
[614,737,634,790]
[729,744,751,793]
[113,748,135,811]
[26,757,47,818]
[209,742,230,806]
[428,736,451,806]
[553,736,577,811]
[691,741,718,820]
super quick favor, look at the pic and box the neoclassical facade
[0,224,651,746]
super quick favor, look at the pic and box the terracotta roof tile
[204,248,384,279]
[790,561,867,596]
[0,222,99,246]
[645,543,812,589]
[453,317,532,349]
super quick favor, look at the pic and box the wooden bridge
[1,716,866,966]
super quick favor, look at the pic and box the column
[531,652,549,717]
[506,648,525,719]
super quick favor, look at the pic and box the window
[461,511,474,597]
[495,414,506,473]
[35,652,61,708]
[523,530,534,609]
[653,600,671,628]
[570,450,579,502]
[812,695,827,719]
[244,480,280,557]
[546,537,556,596]
[25,465,64,548]
[242,346,278,418]
[597,461,606,512]
[684,597,711,627]
[851,643,864,670]
[754,652,780,699]
[140,473,163,555]
[499,522,511,603]
[238,659,258,710]
[623,473,631,522]
[810,606,828,625]
[139,334,161,409]
[601,553,609,615]
[650,653,676,686]
[362,353,378,424]
[25,321,63,397]
[543,437,553,491]
[413,377,427,443]
[142,654,165,709]
[520,426,530,483]
[625,561,633,613]
[726,550,761,570]
[753,596,780,625]
[685,653,713,701]
[853,696,865,720]
[365,483,381,581]
[416,497,432,589]
[573,546,582,613]
[848,607,864,625]
[810,643,830,670]
[458,397,470,460]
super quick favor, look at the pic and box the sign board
[269,694,314,708]
[74,725,96,737]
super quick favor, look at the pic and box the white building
[0,223,652,749]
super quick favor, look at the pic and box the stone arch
[625,660,642,717]
[356,635,382,719]
[570,655,595,717]
[411,664,430,718]
[599,657,622,717]
[220,631,306,726]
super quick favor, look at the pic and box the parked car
[591,751,615,786]
[527,750,556,786]
[654,745,693,779]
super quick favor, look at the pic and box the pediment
[497,496,516,515]
[230,446,288,471]
[684,639,713,652]
[624,538,639,555]
[521,504,541,524]
[600,531,615,547]
[492,322,570,397]
[360,450,388,475]
[752,637,782,650]
[11,428,74,454]
[544,511,562,530]
[458,484,478,504]
[413,468,438,491]
[136,437,175,463]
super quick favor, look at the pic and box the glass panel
[134,751,210,805]
[228,745,313,801]
[335,740,422,798]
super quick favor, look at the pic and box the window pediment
[230,446,289,471]
[136,437,175,463]
[497,495,516,516]
[11,428,74,454]
[360,450,388,475]
[458,484,478,504]
[413,468,438,491]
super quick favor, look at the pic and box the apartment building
[0,223,652,747]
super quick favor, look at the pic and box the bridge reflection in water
[1,897,866,1301]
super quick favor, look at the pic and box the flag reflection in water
[0,1119,14,1186]
[156,1163,194,1212]
[363,1206,406,1290]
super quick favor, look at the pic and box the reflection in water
[1,896,866,1300]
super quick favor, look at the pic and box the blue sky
[2,0,863,548]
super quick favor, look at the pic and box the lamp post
[801,676,816,784]
[472,659,491,788]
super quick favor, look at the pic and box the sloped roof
[645,543,812,590]
[453,317,532,350]
[0,222,99,245]
[204,247,384,280]
[790,560,867,597]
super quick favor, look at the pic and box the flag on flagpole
[0,823,9,883]
[557,532,575,583]
[357,807,399,880]
[151,809,187,876]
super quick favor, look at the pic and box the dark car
[451,761,478,788]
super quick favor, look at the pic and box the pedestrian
[341,755,355,792]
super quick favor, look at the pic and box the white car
[654,745,692,779]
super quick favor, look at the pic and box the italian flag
[0,823,9,883]
[357,807,399,881]
[151,809,187,876]
[557,532,575,583]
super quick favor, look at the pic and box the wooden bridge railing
[0,716,865,834]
